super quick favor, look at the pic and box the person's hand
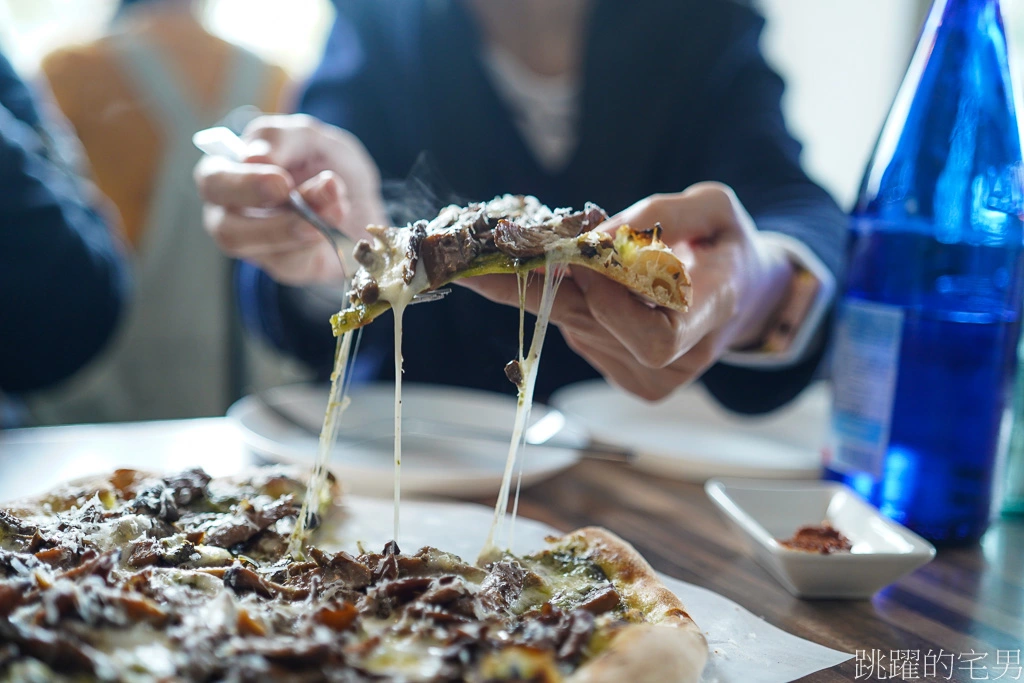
[460,183,794,400]
[194,114,388,285]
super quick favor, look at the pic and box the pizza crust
[549,226,691,311]
[557,527,708,683]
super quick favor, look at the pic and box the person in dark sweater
[0,52,128,398]
[196,0,846,412]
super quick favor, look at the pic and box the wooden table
[2,420,1021,682]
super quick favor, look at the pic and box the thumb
[299,171,351,231]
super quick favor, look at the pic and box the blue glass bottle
[826,0,1024,543]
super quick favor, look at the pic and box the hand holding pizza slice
[464,183,796,400]
[333,183,793,401]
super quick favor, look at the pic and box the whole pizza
[0,468,707,682]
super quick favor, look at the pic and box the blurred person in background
[29,0,302,424]
[0,51,129,427]
[196,0,847,412]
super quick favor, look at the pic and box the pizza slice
[0,469,706,683]
[331,195,692,335]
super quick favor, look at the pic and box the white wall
[756,0,928,209]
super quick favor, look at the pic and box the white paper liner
[324,496,853,682]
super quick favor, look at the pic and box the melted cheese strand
[507,430,528,550]
[289,328,355,557]
[365,225,428,546]
[392,299,408,544]
[517,271,527,363]
[506,271,529,551]
[483,258,564,554]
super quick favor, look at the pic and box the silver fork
[193,126,450,304]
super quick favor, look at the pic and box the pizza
[0,468,707,682]
[331,195,692,335]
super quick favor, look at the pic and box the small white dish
[551,380,829,481]
[705,478,936,599]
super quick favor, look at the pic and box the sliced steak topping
[577,584,620,615]
[57,549,114,582]
[419,226,483,288]
[557,609,596,664]
[491,202,608,259]
[127,539,162,568]
[162,469,211,507]
[203,515,260,549]
[0,580,30,616]
[129,483,180,522]
[224,564,309,601]
[492,218,556,259]
[200,497,298,550]
[249,496,300,529]
[365,541,401,583]
[419,576,470,606]
[379,576,432,603]
[0,509,37,537]
[0,620,108,677]
[479,560,538,611]
[314,602,359,632]
[402,221,428,284]
[308,547,372,588]
[557,203,608,237]
[0,549,42,576]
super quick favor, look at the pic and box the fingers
[561,328,700,402]
[194,114,330,211]
[458,267,689,400]
[457,270,597,330]
[571,267,697,369]
[601,183,753,250]
[194,155,293,209]
[203,205,319,257]
[205,172,349,257]
[241,114,325,171]
[460,263,712,371]
[299,171,351,229]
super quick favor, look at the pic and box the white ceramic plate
[227,383,583,498]
[705,479,936,599]
[551,380,829,481]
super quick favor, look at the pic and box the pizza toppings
[504,359,524,387]
[346,196,592,310]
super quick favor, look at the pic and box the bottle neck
[857,0,1019,219]
[932,0,1000,27]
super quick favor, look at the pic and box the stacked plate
[551,380,829,481]
[228,380,830,497]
